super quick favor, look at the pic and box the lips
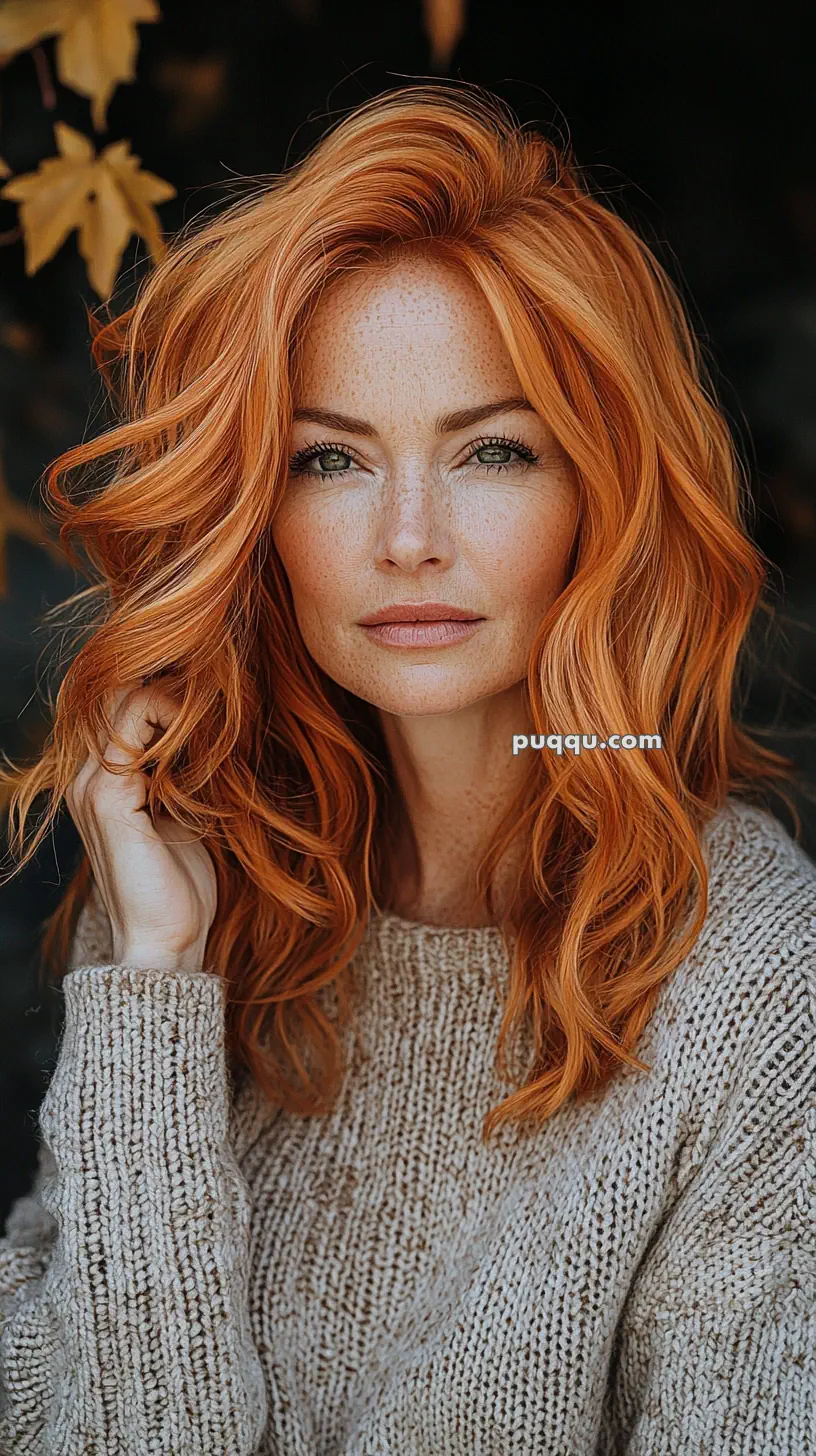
[358,603,483,625]
[357,603,485,648]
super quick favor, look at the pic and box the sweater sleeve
[599,935,816,1456]
[0,897,268,1455]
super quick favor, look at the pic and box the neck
[377,680,531,927]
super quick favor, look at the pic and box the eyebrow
[291,395,536,437]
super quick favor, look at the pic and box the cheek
[462,484,578,610]
[272,496,364,617]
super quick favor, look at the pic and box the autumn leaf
[1,121,175,298]
[0,0,161,132]
[2,125,96,277]
[0,157,10,179]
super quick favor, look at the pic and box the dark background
[2,0,815,1226]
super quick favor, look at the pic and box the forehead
[294,254,521,400]
[317,253,481,319]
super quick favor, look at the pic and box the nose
[374,472,456,574]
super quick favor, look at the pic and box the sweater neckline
[356,909,510,998]
[366,908,509,956]
[374,906,505,934]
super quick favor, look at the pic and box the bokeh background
[1,0,815,1226]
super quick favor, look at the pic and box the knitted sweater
[1,796,814,1455]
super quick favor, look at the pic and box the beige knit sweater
[1,795,814,1454]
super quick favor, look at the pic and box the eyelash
[287,433,540,479]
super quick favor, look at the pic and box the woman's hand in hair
[64,684,218,974]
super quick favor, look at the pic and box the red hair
[0,82,799,1139]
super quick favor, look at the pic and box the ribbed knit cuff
[40,964,230,1193]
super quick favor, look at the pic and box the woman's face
[272,254,579,717]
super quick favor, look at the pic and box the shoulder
[681,791,815,1005]
[601,802,816,1344]
[698,793,815,1007]
[685,794,815,1004]
[645,795,815,1165]
[701,793,816,941]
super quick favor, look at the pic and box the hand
[65,683,218,972]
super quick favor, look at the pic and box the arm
[0,896,268,1455]
[599,940,816,1455]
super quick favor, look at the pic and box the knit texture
[1,795,815,1454]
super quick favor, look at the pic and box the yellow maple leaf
[1,121,175,298]
[0,0,160,132]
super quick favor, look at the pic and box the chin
[338,664,512,718]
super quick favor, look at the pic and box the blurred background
[1,0,815,1226]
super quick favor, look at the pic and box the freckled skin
[272,255,580,924]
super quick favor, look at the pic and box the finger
[70,686,181,819]
[100,685,181,770]
[67,684,137,791]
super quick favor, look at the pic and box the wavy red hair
[0,82,799,1139]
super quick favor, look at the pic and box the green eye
[288,442,355,478]
[475,444,514,464]
[313,449,351,474]
[467,435,540,473]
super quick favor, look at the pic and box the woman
[0,83,813,1455]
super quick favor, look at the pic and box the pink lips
[357,602,485,649]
